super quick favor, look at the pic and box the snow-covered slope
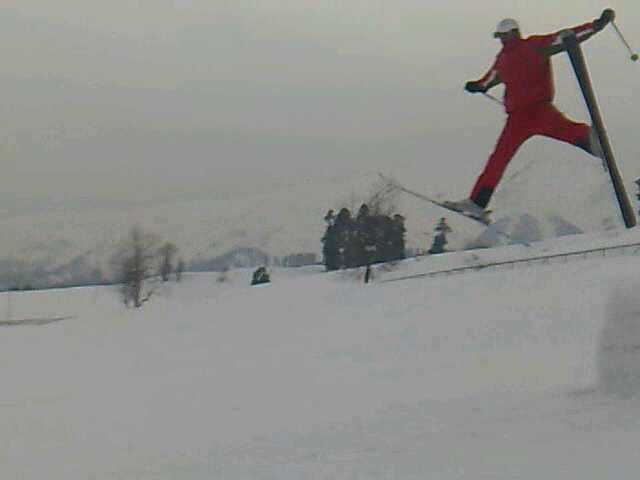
[3,231,640,478]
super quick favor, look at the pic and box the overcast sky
[1,0,638,214]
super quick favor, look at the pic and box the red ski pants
[470,103,590,201]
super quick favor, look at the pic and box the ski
[379,174,530,246]
[382,176,491,226]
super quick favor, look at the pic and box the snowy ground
[3,230,640,478]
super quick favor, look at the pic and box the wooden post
[562,31,636,228]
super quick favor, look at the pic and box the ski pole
[482,92,504,106]
[611,20,639,62]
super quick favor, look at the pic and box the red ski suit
[470,22,598,207]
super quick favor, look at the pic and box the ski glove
[594,8,615,32]
[464,81,487,94]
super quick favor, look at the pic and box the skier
[446,9,616,221]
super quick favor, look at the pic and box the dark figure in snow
[446,9,616,221]
[251,266,270,286]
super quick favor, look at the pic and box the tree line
[321,203,406,271]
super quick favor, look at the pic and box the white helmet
[494,18,520,37]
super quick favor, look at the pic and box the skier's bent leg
[470,118,529,209]
[540,105,598,157]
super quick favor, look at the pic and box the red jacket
[477,22,597,114]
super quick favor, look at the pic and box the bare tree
[112,226,161,308]
[175,258,185,282]
[365,177,399,217]
[158,242,178,282]
[216,266,229,283]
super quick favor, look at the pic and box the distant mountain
[464,212,595,250]
[548,215,584,237]
[0,254,107,291]
[511,214,544,244]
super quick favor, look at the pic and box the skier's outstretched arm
[540,9,615,56]
[465,59,501,94]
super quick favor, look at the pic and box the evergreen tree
[334,208,355,268]
[321,209,340,271]
[390,214,407,261]
[324,209,335,225]
[428,217,452,254]
[355,204,374,267]
[373,215,392,263]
